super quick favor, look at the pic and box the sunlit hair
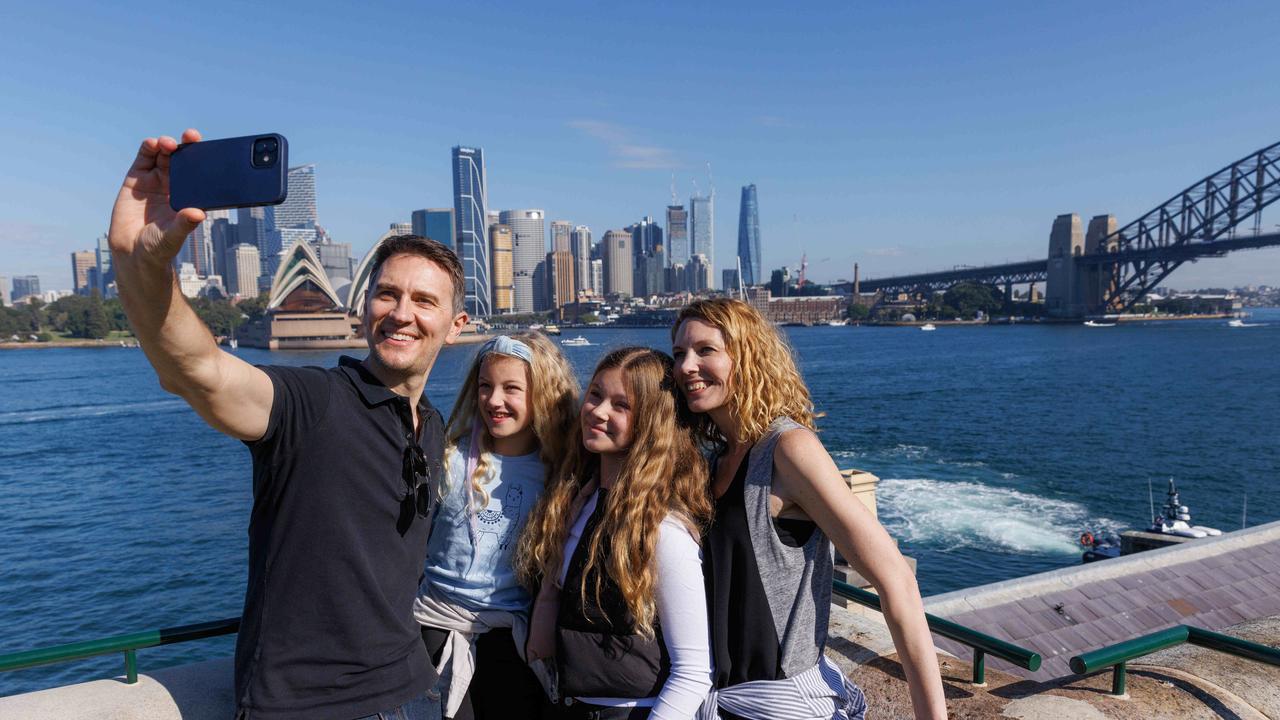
[672,298,817,449]
[441,332,579,508]
[515,347,711,638]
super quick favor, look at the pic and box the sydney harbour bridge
[845,140,1280,318]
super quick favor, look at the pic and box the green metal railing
[0,618,239,684]
[833,579,1042,684]
[4,586,1039,690]
[1069,624,1280,696]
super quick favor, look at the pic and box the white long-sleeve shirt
[558,491,713,719]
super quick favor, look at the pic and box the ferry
[920,323,937,332]
[543,324,562,336]
[560,336,592,347]
[1083,320,1116,327]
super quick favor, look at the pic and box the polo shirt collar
[338,355,435,413]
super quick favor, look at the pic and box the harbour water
[2,310,1278,695]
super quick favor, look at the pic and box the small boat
[1083,320,1116,327]
[1228,319,1262,328]
[544,324,562,336]
[827,319,849,327]
[229,338,239,349]
[920,323,936,332]
[1081,479,1221,563]
[560,336,591,347]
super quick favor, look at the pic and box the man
[108,129,468,720]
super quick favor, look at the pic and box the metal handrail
[833,579,1042,684]
[0,617,239,684]
[1069,624,1280,696]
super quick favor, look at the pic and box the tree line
[1,293,269,341]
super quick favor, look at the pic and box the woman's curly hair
[672,298,818,450]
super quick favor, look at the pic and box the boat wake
[878,477,1123,556]
[0,399,189,426]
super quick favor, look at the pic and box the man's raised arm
[108,129,274,441]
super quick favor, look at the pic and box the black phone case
[169,133,289,211]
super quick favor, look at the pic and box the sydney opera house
[236,230,410,349]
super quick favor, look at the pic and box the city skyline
[5,3,1280,292]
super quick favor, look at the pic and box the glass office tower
[452,146,490,316]
[736,184,761,287]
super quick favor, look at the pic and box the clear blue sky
[4,1,1280,291]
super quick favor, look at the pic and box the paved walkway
[924,520,1280,681]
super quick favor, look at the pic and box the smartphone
[169,133,289,211]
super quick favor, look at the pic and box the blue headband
[477,335,533,364]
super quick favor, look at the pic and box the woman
[671,299,947,720]
[519,347,713,719]
[415,333,579,720]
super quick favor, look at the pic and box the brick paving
[925,531,1280,681]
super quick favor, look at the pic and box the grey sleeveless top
[743,417,833,676]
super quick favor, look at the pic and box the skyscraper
[452,146,490,316]
[229,244,261,297]
[94,233,114,296]
[70,251,95,294]
[602,230,633,298]
[737,184,761,287]
[489,224,514,314]
[500,209,546,314]
[275,165,318,229]
[237,206,276,249]
[570,225,592,295]
[550,220,572,253]
[630,217,664,261]
[690,191,715,288]
[210,217,236,280]
[548,249,574,311]
[13,275,40,302]
[666,204,689,268]
[412,208,456,250]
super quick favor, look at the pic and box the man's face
[362,254,467,381]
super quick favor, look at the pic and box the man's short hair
[366,235,466,313]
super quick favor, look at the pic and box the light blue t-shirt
[421,439,545,612]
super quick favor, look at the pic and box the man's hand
[107,129,274,442]
[108,130,206,265]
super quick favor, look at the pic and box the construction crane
[797,253,808,289]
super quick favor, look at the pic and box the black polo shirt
[235,356,444,720]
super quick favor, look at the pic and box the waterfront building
[722,268,740,293]
[500,209,546,314]
[275,164,317,229]
[602,229,633,298]
[633,254,665,298]
[238,240,353,349]
[70,251,94,294]
[571,225,592,294]
[532,260,549,312]
[548,249,574,312]
[666,204,689,268]
[412,208,456,251]
[550,220,572,253]
[12,275,39,303]
[630,216,664,262]
[316,233,353,286]
[737,184,761,287]
[689,253,712,293]
[209,216,235,280]
[489,224,514,314]
[237,205,275,250]
[228,244,261,298]
[452,146,490,317]
[690,191,715,288]
[590,258,603,297]
[94,233,114,297]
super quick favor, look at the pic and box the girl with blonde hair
[671,299,947,720]
[520,347,714,719]
[415,332,579,720]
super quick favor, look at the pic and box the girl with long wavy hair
[414,332,579,720]
[671,299,948,720]
[519,347,713,719]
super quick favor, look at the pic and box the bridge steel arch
[1097,141,1280,313]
